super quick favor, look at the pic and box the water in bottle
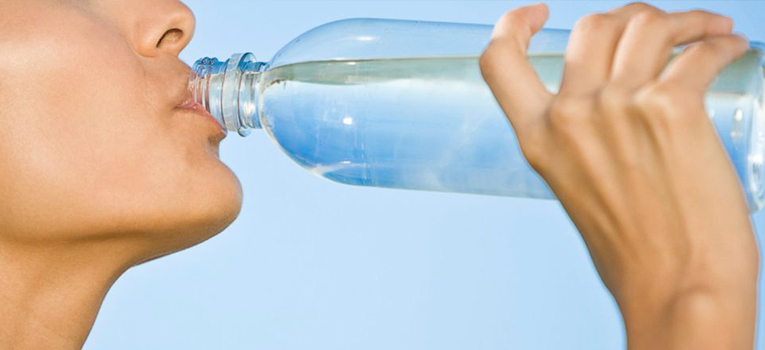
[189,18,765,211]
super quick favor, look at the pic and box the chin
[206,169,244,234]
[144,164,244,257]
[193,166,244,239]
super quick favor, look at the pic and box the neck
[0,238,138,350]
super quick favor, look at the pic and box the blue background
[83,1,765,349]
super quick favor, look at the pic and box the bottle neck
[189,53,266,137]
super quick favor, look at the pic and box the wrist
[610,222,759,315]
[619,285,757,350]
[614,251,758,317]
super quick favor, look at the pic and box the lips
[176,97,227,137]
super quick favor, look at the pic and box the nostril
[156,28,184,48]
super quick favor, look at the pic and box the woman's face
[0,1,242,253]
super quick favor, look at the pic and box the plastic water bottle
[189,18,765,212]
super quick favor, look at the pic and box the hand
[480,3,759,349]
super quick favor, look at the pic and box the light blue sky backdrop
[84,1,765,349]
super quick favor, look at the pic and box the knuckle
[629,10,666,28]
[632,83,699,126]
[547,96,590,134]
[479,43,509,73]
[622,2,659,13]
[478,45,497,71]
[634,83,674,113]
[574,13,616,32]
[597,85,632,114]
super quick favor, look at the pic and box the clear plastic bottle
[189,18,765,212]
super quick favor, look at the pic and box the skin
[0,0,757,349]
[0,1,242,349]
[481,2,758,349]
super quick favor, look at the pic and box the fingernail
[530,2,549,17]
[529,2,546,9]
[717,15,734,31]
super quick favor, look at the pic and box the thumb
[491,3,549,42]
[481,3,552,133]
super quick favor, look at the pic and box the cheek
[0,4,243,242]
[4,51,149,197]
[37,60,167,186]
[1,69,239,238]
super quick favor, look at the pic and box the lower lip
[176,102,227,137]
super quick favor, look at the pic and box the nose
[134,0,196,57]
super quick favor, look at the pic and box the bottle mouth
[189,53,265,137]
[189,57,226,131]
